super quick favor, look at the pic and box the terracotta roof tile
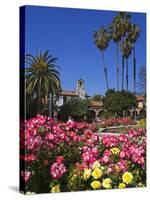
[136,96,144,101]
[60,90,79,97]
[90,100,103,107]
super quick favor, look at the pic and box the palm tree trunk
[116,42,119,91]
[122,56,125,90]
[133,46,136,94]
[126,58,128,91]
[49,93,52,118]
[37,77,42,114]
[101,51,109,90]
[52,94,54,118]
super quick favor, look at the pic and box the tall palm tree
[110,15,122,91]
[128,24,140,93]
[25,50,61,114]
[121,39,132,91]
[94,26,110,90]
[118,12,131,90]
[121,52,125,91]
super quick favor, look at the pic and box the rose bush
[99,117,136,128]
[20,115,146,194]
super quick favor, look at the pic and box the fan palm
[110,15,122,91]
[25,50,61,114]
[94,26,110,90]
[118,12,131,36]
[128,24,140,93]
[118,12,131,90]
[120,39,132,91]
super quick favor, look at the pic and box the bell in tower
[76,79,86,99]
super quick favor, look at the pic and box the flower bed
[99,117,136,128]
[101,126,140,134]
[20,115,146,194]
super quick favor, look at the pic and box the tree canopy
[58,99,90,121]
[25,50,61,115]
[92,94,102,101]
[103,89,137,117]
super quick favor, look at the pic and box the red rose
[56,156,64,164]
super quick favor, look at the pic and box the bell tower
[76,79,86,99]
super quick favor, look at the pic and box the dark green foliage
[103,89,137,117]
[58,99,90,121]
[92,94,102,101]
[25,50,61,116]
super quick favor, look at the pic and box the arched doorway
[126,110,131,116]
[97,110,103,118]
[88,110,96,121]
[139,109,146,118]
[132,110,138,116]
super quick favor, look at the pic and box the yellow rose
[92,167,103,179]
[102,178,112,189]
[110,147,120,155]
[91,180,101,189]
[51,184,60,193]
[119,183,126,189]
[92,160,100,169]
[122,172,133,184]
[83,168,91,180]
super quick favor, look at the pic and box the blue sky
[24,5,146,96]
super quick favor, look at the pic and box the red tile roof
[90,100,103,107]
[136,96,144,101]
[60,90,79,97]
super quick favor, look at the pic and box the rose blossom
[21,171,32,183]
[50,162,66,179]
[56,156,64,164]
